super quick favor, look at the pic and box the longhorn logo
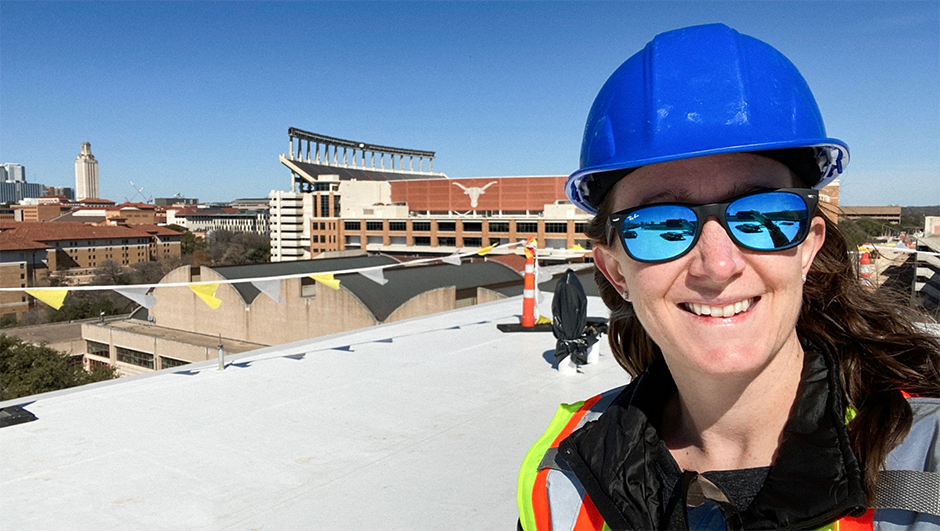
[452,181,497,208]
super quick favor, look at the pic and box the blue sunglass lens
[726,192,808,251]
[620,205,698,261]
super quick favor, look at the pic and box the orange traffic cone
[522,237,538,327]
[859,250,872,288]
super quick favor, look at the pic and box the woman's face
[594,153,826,381]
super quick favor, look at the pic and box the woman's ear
[801,215,826,275]
[593,243,630,301]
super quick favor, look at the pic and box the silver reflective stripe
[875,470,940,516]
[573,385,626,431]
[547,468,588,531]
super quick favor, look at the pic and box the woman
[518,24,940,531]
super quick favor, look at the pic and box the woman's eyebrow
[637,189,692,205]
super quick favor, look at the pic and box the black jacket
[556,346,868,530]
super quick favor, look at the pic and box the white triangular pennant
[537,267,552,285]
[114,287,156,309]
[441,254,462,266]
[251,279,283,303]
[359,269,389,285]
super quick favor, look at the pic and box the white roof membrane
[1,295,627,530]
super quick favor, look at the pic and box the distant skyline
[1,1,938,206]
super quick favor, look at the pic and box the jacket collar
[558,343,867,530]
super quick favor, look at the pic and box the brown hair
[584,181,940,501]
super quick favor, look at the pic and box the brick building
[0,222,183,288]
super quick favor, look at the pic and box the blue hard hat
[566,23,849,215]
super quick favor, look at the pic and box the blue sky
[1,1,938,206]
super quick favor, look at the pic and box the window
[575,223,587,234]
[301,277,316,297]
[319,222,326,230]
[344,221,360,231]
[516,222,538,233]
[437,221,456,232]
[366,221,383,231]
[438,236,456,246]
[463,237,482,247]
[320,196,330,217]
[545,222,567,233]
[86,340,109,357]
[414,236,431,246]
[488,222,509,233]
[161,357,189,369]
[389,221,406,232]
[462,222,482,232]
[116,346,154,369]
[412,221,431,232]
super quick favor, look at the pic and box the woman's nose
[687,218,745,281]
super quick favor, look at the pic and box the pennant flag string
[873,246,940,257]
[0,240,527,293]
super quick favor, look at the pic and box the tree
[180,232,197,255]
[93,260,132,286]
[0,334,116,401]
[207,230,270,266]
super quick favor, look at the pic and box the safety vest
[516,389,930,531]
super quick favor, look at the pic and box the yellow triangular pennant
[476,243,497,256]
[310,274,341,290]
[25,289,69,310]
[569,243,586,251]
[536,315,552,325]
[188,283,222,309]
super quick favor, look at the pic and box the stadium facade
[269,128,593,262]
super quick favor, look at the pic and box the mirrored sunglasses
[606,188,819,263]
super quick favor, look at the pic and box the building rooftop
[0,294,624,530]
[0,222,177,249]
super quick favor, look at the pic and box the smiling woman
[518,24,940,531]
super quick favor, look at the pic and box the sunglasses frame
[606,188,820,263]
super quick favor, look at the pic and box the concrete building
[914,234,940,313]
[269,190,313,261]
[840,205,902,224]
[166,206,269,235]
[78,253,548,375]
[154,196,198,207]
[74,142,100,201]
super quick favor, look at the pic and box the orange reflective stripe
[835,509,874,531]
[573,492,605,531]
[552,394,602,446]
[532,468,553,530]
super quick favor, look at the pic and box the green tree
[0,334,116,401]
[0,314,17,329]
[180,232,197,255]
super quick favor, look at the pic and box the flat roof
[0,294,626,530]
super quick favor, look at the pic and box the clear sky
[1,1,938,206]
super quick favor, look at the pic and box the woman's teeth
[685,298,752,317]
